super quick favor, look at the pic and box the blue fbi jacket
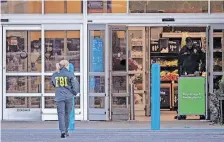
[51,68,79,102]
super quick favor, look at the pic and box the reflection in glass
[134,93,143,105]
[6,31,41,72]
[66,31,81,72]
[29,32,42,72]
[45,96,56,108]
[89,96,105,108]
[129,74,143,90]
[112,76,127,93]
[112,97,127,108]
[6,96,41,108]
[213,75,223,91]
[6,76,41,93]
[1,1,42,14]
[129,1,208,13]
[87,0,126,13]
[45,76,55,93]
[45,31,80,72]
[213,30,224,72]
[211,1,224,13]
[75,96,80,109]
[45,76,80,93]
[45,31,65,72]
[89,76,105,93]
[44,0,82,13]
[44,96,79,109]
[128,30,144,71]
[89,30,105,72]
[112,30,127,71]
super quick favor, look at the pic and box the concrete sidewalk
[1,126,224,142]
[1,120,223,130]
[1,121,224,142]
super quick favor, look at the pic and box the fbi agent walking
[51,60,79,138]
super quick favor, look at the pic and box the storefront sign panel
[91,38,104,72]
[178,77,205,115]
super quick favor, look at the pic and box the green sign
[178,77,205,115]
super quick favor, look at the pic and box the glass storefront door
[209,25,224,94]
[42,24,83,121]
[109,26,129,120]
[2,26,42,120]
[88,25,109,120]
[2,24,83,121]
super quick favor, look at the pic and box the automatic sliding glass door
[42,24,83,121]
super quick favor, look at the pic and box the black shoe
[66,133,69,137]
[61,133,66,138]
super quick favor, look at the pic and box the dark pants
[56,99,73,133]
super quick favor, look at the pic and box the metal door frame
[41,24,84,121]
[87,24,109,120]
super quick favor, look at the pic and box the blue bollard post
[151,63,160,130]
[68,63,75,131]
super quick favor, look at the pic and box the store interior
[109,26,223,121]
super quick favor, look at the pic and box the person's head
[186,37,193,49]
[56,60,69,72]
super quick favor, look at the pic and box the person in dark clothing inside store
[176,37,206,120]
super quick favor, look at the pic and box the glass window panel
[66,31,80,72]
[89,76,105,93]
[88,0,127,13]
[129,1,208,13]
[75,96,80,109]
[6,96,41,108]
[6,76,41,93]
[112,96,127,108]
[129,74,143,90]
[89,30,105,72]
[44,1,65,13]
[44,96,79,109]
[6,31,41,72]
[45,96,56,108]
[213,75,223,91]
[45,31,80,72]
[1,1,42,14]
[112,30,127,71]
[89,96,105,108]
[128,30,144,71]
[45,31,65,72]
[213,29,224,72]
[45,76,80,93]
[67,0,83,13]
[112,76,127,93]
[29,31,42,72]
[44,0,83,13]
[211,1,224,13]
[134,93,144,105]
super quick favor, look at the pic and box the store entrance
[109,25,209,121]
[149,26,208,121]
